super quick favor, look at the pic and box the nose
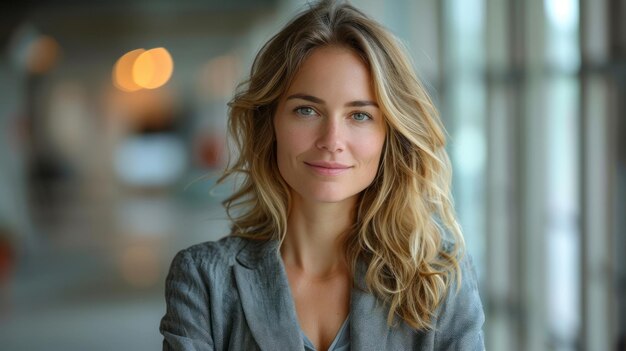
[315,118,344,153]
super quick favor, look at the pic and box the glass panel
[444,0,487,278]
[544,0,581,349]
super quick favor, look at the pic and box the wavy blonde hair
[219,0,464,330]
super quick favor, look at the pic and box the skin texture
[274,45,386,351]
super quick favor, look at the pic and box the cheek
[276,124,313,155]
[275,124,310,180]
[358,132,385,169]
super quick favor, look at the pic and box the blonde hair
[220,0,464,330]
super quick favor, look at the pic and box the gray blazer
[160,236,485,350]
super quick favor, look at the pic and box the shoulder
[169,236,251,272]
[447,253,481,307]
[169,235,278,271]
[433,252,485,350]
[179,235,248,260]
[438,233,479,301]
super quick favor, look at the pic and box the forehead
[284,46,376,102]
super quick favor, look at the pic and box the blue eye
[352,112,371,121]
[295,107,317,116]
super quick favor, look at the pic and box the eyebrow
[286,93,379,108]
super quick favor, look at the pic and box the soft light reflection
[133,48,174,90]
[114,134,186,187]
[27,35,60,74]
[113,49,145,92]
[453,126,486,177]
[545,0,578,30]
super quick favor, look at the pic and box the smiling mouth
[304,162,352,176]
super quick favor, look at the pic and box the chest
[286,269,351,350]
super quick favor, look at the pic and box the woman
[160,1,485,350]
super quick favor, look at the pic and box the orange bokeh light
[133,47,174,89]
[113,47,173,92]
[113,49,145,92]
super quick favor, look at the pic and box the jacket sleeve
[433,254,486,351]
[160,249,214,351]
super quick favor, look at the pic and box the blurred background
[0,0,624,350]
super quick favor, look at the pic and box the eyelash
[293,106,373,122]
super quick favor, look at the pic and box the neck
[280,194,356,278]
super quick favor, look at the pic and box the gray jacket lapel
[233,239,304,351]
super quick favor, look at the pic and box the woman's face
[273,46,386,206]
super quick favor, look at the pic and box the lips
[304,161,352,176]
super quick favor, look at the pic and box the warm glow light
[133,47,174,89]
[113,49,145,92]
[200,54,240,99]
[119,245,159,287]
[113,47,174,92]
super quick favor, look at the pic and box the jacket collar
[234,237,280,269]
[232,238,416,350]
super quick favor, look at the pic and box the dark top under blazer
[160,236,485,350]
